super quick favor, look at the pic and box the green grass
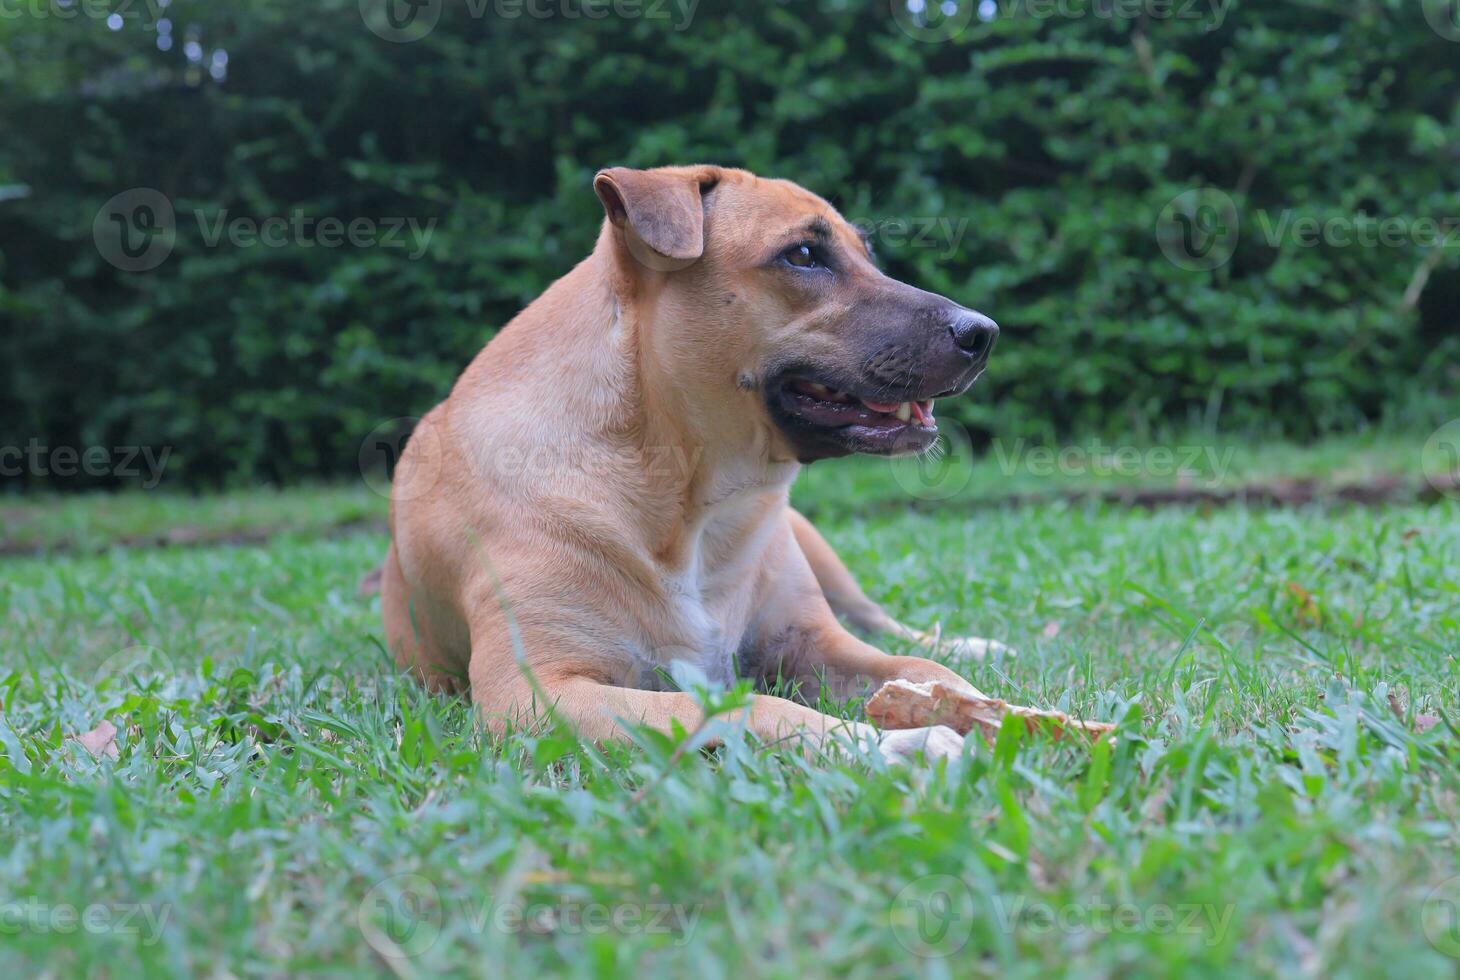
[2,426,1442,554]
[2,444,1459,977]
[0,483,382,554]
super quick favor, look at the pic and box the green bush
[2,0,1456,489]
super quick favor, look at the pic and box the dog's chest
[631,500,773,691]
[641,569,743,690]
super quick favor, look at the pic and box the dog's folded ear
[593,166,714,270]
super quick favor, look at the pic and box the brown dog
[379,165,1008,764]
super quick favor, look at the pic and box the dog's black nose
[950,310,999,361]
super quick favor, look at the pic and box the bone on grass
[865,679,1116,744]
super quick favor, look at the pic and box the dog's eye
[783,244,819,269]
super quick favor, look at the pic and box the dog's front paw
[939,634,1015,661]
[912,626,1016,662]
[876,725,965,765]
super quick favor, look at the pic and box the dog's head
[594,165,997,462]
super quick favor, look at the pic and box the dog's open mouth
[768,374,941,461]
[783,378,936,430]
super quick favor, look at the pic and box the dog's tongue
[860,398,933,425]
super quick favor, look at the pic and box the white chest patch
[634,575,740,692]
[628,489,779,692]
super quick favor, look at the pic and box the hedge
[1,0,1456,488]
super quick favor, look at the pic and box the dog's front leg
[787,509,1013,662]
[749,534,993,705]
[474,671,963,766]
[757,615,993,704]
[463,616,961,766]
[744,554,986,758]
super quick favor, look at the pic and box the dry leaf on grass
[865,679,1115,745]
[73,719,119,760]
[1387,691,1443,734]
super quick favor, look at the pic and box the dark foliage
[2,0,1456,488]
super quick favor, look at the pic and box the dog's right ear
[593,167,711,271]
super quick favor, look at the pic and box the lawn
[2,440,1458,977]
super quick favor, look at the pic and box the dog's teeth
[896,403,912,422]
